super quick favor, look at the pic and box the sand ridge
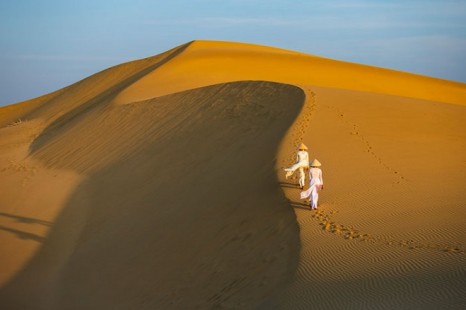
[113,40,466,106]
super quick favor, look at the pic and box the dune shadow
[0,81,306,309]
[27,42,192,160]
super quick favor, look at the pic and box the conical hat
[298,143,308,150]
[310,159,321,167]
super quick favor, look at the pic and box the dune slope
[271,86,466,309]
[0,80,305,309]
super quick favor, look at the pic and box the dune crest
[112,40,466,106]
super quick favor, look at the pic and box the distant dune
[0,40,465,309]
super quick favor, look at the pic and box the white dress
[300,167,323,209]
[285,150,309,188]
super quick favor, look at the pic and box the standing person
[300,159,324,210]
[284,143,309,189]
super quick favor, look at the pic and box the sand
[0,40,465,309]
[270,86,466,309]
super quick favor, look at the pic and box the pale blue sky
[1,0,465,106]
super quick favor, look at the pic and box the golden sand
[0,40,465,309]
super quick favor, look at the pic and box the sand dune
[113,40,466,106]
[271,86,466,309]
[1,40,465,309]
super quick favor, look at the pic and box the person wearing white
[300,159,324,210]
[284,143,309,189]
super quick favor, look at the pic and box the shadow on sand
[0,212,52,226]
[0,213,51,243]
[0,225,45,242]
[279,181,302,189]
[288,201,311,211]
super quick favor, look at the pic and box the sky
[1,0,465,106]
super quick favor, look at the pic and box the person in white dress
[300,159,324,210]
[284,143,309,189]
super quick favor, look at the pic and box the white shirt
[296,150,309,164]
[309,167,323,185]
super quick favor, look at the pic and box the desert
[1,40,465,309]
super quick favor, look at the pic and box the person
[300,159,324,210]
[284,143,309,189]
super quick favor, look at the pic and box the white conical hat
[298,143,308,150]
[310,159,321,167]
